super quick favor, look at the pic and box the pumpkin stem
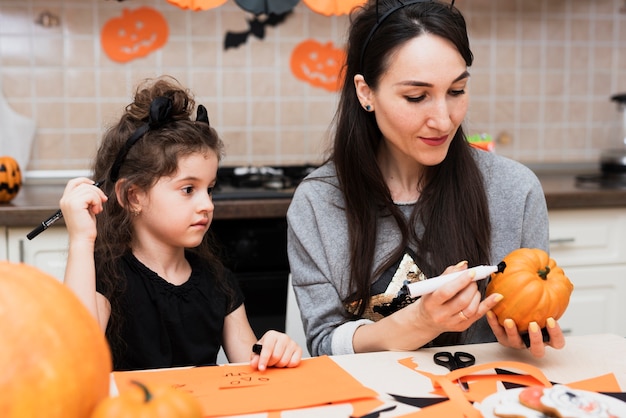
[130,380,152,403]
[538,266,550,280]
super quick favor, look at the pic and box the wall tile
[1,0,626,171]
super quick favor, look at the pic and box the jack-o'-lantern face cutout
[101,7,169,63]
[290,40,345,92]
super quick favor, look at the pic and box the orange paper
[568,373,622,393]
[101,7,168,63]
[396,357,623,417]
[302,0,366,16]
[167,0,227,11]
[113,356,377,416]
[290,39,345,92]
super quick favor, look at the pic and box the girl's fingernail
[529,322,539,333]
[493,293,504,302]
[455,260,468,267]
[547,317,556,329]
[504,318,516,329]
[486,310,495,320]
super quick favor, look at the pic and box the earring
[131,208,140,217]
[364,105,372,112]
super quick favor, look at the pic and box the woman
[287,0,564,358]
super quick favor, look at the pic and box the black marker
[252,344,262,355]
[26,180,104,240]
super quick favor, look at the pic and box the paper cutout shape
[167,0,227,11]
[113,355,377,416]
[224,12,291,49]
[290,39,345,92]
[350,398,386,417]
[303,0,366,16]
[101,7,168,63]
[395,357,624,418]
[235,0,299,15]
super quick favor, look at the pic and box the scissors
[433,351,476,391]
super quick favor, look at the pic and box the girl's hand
[486,311,566,357]
[249,330,302,371]
[416,261,503,335]
[59,177,108,241]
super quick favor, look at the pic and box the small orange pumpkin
[486,248,574,332]
[0,261,112,417]
[0,155,21,203]
[290,39,345,92]
[101,7,169,63]
[92,380,203,418]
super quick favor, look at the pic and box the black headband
[109,96,210,183]
[359,0,455,74]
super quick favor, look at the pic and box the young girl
[61,77,302,371]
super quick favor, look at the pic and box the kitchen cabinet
[6,226,69,282]
[548,208,626,337]
[0,227,6,261]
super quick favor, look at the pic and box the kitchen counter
[1,166,626,227]
[0,184,291,227]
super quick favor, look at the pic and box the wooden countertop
[2,168,625,227]
[0,184,291,227]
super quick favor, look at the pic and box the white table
[327,333,626,417]
[112,334,626,417]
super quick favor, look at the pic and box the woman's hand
[354,261,504,353]
[250,330,302,371]
[59,177,108,242]
[486,311,566,357]
[417,261,503,335]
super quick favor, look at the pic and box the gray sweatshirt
[287,150,549,356]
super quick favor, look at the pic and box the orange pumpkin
[0,155,21,203]
[486,248,574,332]
[92,380,203,418]
[290,39,345,92]
[0,261,112,418]
[101,7,169,63]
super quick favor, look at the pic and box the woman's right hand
[355,261,503,353]
[59,177,108,242]
[415,261,503,335]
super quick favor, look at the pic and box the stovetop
[213,164,317,200]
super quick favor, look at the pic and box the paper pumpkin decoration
[303,0,366,16]
[290,39,345,92]
[166,0,227,11]
[101,7,169,63]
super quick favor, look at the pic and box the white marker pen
[403,261,506,298]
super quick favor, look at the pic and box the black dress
[98,251,244,371]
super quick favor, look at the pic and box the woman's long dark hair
[92,76,233,358]
[332,0,491,345]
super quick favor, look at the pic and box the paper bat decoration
[224,12,291,49]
